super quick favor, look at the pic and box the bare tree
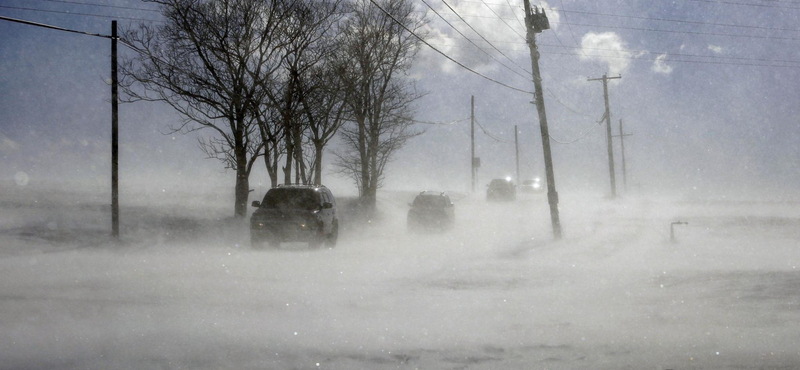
[333,0,425,210]
[298,57,350,186]
[119,0,294,217]
[249,100,284,188]
[258,0,343,186]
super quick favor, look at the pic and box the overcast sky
[1,0,799,200]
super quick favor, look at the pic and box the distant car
[407,192,455,231]
[521,177,544,193]
[250,185,338,248]
[487,178,516,201]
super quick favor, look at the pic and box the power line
[429,40,800,68]
[544,49,800,68]
[551,20,800,42]
[555,0,606,73]
[411,117,471,125]
[432,0,584,115]
[0,5,162,22]
[503,0,525,29]
[534,9,592,67]
[442,2,599,117]
[428,9,800,42]
[543,43,800,65]
[435,14,800,43]
[544,88,597,118]
[440,0,533,76]
[474,117,513,143]
[482,0,593,71]
[0,14,111,38]
[462,0,800,10]
[683,0,800,10]
[420,0,531,79]
[546,7,800,33]
[478,0,599,103]
[367,0,534,95]
[472,0,589,98]
[479,0,525,39]
[547,112,606,144]
[31,0,161,13]
[432,37,800,65]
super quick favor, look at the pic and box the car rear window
[413,195,446,208]
[263,189,320,210]
[490,179,512,187]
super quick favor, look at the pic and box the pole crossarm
[588,75,622,82]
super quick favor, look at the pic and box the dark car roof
[412,193,450,207]
[274,184,328,190]
[489,179,513,186]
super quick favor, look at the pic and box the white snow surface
[1,185,799,369]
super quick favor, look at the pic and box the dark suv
[407,191,455,231]
[250,185,339,248]
[487,178,516,201]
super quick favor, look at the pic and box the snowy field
[1,185,799,370]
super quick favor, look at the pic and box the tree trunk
[234,146,249,217]
[357,114,369,201]
[363,111,380,211]
[270,141,280,188]
[293,125,306,185]
[294,154,301,185]
[283,131,294,185]
[314,141,323,185]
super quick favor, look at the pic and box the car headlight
[533,183,541,189]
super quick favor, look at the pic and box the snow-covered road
[1,188,799,369]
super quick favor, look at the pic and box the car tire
[326,221,338,248]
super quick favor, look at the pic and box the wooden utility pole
[588,74,621,199]
[111,20,119,239]
[522,0,561,239]
[514,125,520,186]
[613,118,632,191]
[470,95,475,192]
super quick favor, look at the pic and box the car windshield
[490,179,511,187]
[413,194,446,208]
[523,180,535,185]
[263,188,320,210]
